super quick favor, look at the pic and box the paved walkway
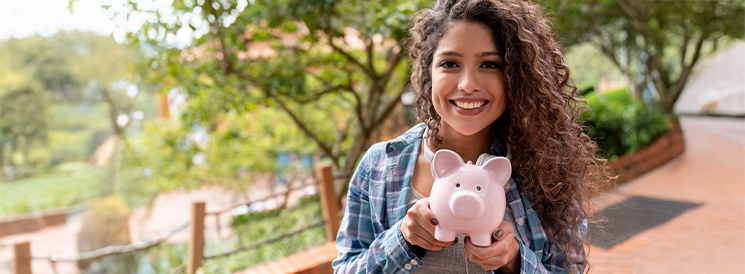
[588,116,745,273]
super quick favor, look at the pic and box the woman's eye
[481,61,500,69]
[438,60,458,68]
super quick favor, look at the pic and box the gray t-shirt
[406,153,516,273]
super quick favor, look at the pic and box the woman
[333,0,608,273]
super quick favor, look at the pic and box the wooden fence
[11,163,341,274]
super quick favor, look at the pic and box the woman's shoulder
[361,123,426,165]
[375,123,426,152]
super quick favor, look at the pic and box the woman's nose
[457,68,481,93]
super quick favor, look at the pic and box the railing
[10,163,341,274]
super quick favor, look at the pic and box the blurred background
[0,0,743,273]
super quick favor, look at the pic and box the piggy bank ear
[431,149,464,179]
[481,157,511,187]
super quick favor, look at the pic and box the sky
[0,0,119,40]
[0,0,247,49]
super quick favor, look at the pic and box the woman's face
[430,21,507,137]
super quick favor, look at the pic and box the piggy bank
[430,149,511,247]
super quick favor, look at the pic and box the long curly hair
[409,0,611,271]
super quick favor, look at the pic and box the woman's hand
[464,222,521,273]
[400,198,458,251]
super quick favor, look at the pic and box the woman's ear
[431,149,464,179]
[481,157,511,187]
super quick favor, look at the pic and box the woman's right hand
[400,198,458,251]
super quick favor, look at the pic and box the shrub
[582,88,669,161]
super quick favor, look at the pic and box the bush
[582,88,669,161]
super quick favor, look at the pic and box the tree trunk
[336,128,371,201]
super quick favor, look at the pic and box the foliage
[582,88,669,161]
[0,31,153,181]
[121,106,318,193]
[564,42,624,92]
[544,0,745,113]
[105,0,430,199]
[0,82,50,175]
[46,103,112,164]
[0,162,104,216]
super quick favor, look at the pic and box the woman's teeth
[453,101,486,110]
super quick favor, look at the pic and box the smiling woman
[332,0,611,273]
[430,21,507,139]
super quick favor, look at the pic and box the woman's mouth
[451,100,488,110]
[450,99,489,116]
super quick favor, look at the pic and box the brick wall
[0,209,69,237]
[609,126,685,186]
[235,242,336,274]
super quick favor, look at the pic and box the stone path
[587,116,745,273]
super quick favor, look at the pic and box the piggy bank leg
[470,233,492,247]
[434,226,457,242]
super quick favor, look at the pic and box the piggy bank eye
[477,186,481,191]
[456,183,461,188]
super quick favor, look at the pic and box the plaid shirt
[333,124,586,273]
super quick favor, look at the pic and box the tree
[107,0,428,198]
[0,31,152,186]
[544,0,744,114]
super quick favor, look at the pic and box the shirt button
[404,263,412,270]
[411,259,418,265]
[504,183,510,190]
[517,218,525,226]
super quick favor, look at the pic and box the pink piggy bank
[429,149,512,247]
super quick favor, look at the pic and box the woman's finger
[415,198,439,226]
[409,222,456,249]
[464,236,510,270]
[492,221,515,241]
[407,206,437,236]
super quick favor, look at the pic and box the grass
[0,162,105,217]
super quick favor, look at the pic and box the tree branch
[687,33,707,70]
[375,79,410,126]
[328,36,376,77]
[378,45,405,88]
[277,84,351,104]
[266,92,338,165]
[365,39,376,77]
[597,43,647,96]
[207,0,233,74]
[666,33,709,109]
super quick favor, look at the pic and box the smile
[450,100,488,110]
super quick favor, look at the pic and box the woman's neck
[428,123,492,163]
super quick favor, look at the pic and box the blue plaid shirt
[333,124,586,273]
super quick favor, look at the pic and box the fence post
[188,202,205,274]
[316,163,341,242]
[12,241,31,274]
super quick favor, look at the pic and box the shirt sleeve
[332,150,423,274]
[511,218,587,274]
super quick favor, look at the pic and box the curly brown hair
[409,0,611,271]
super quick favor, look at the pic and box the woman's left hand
[464,222,521,273]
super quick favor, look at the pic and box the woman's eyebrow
[436,51,502,57]
[476,51,502,57]
[437,51,463,57]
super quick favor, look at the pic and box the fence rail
[12,164,341,274]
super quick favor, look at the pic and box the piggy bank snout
[449,191,484,220]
